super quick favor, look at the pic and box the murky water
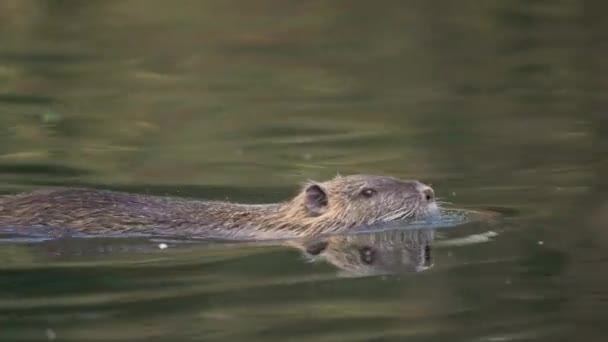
[1,1,607,341]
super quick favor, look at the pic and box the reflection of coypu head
[294,228,434,277]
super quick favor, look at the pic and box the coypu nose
[420,186,435,202]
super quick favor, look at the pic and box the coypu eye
[360,188,376,198]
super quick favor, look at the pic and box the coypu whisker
[380,209,416,222]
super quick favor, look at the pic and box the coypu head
[281,174,440,234]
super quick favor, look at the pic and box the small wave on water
[348,205,508,235]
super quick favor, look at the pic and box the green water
[1,1,607,341]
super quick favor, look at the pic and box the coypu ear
[304,183,328,216]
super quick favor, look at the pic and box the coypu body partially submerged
[0,174,439,240]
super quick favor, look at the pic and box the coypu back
[0,188,247,238]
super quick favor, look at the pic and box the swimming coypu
[0,174,439,240]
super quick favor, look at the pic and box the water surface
[1,1,607,341]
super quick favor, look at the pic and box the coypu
[0,174,439,240]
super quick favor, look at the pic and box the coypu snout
[415,182,439,218]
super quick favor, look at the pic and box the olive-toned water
[1,1,607,341]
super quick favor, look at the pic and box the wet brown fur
[0,174,437,240]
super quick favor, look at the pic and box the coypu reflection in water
[7,227,435,279]
[0,174,439,240]
[290,228,435,277]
